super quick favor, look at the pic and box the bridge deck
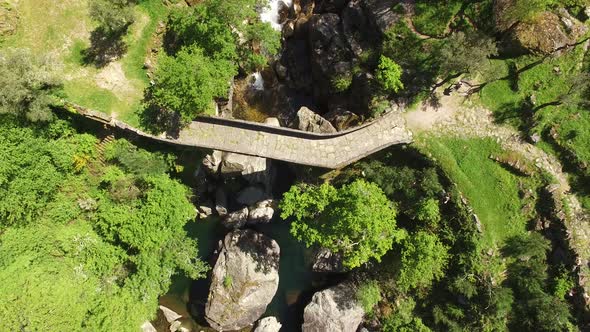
[73,105,412,169]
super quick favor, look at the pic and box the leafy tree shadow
[82,27,128,68]
[235,230,279,275]
[138,90,182,138]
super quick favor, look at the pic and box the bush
[376,55,404,93]
[356,281,382,313]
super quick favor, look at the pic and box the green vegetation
[356,281,382,314]
[143,0,280,127]
[223,275,233,288]
[396,231,449,292]
[280,179,406,269]
[1,0,168,125]
[0,115,207,331]
[438,31,498,78]
[376,55,404,94]
[145,45,236,123]
[417,137,533,247]
[89,0,136,34]
[0,48,61,122]
[332,74,353,92]
[413,0,462,37]
[478,45,590,208]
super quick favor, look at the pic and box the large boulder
[215,187,228,217]
[248,199,276,225]
[311,248,345,272]
[140,321,157,332]
[361,0,401,35]
[341,0,371,56]
[205,230,281,331]
[254,316,282,332]
[302,283,365,332]
[295,107,337,133]
[509,11,588,54]
[220,152,274,189]
[222,207,249,229]
[308,13,354,102]
[324,108,361,131]
[494,1,588,55]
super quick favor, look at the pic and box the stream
[151,2,335,330]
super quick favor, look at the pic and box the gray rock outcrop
[254,316,282,332]
[248,199,275,225]
[264,117,281,127]
[302,283,365,332]
[362,0,401,34]
[312,248,345,272]
[295,107,337,133]
[205,230,281,331]
[215,187,228,217]
[324,108,360,131]
[222,207,249,229]
[509,11,587,54]
[140,321,157,332]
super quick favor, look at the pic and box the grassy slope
[479,46,590,208]
[2,0,166,126]
[417,136,532,248]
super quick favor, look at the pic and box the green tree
[166,0,279,71]
[415,198,441,225]
[504,233,575,331]
[146,45,236,122]
[396,231,448,291]
[438,31,498,77]
[376,55,404,93]
[89,0,136,34]
[356,281,382,313]
[383,298,431,332]
[280,180,406,269]
[0,48,61,122]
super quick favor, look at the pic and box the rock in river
[302,283,365,332]
[254,316,282,332]
[222,207,249,229]
[248,199,275,225]
[205,230,280,331]
[295,107,337,133]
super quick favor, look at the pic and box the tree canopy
[89,0,136,34]
[0,48,61,122]
[146,45,236,122]
[280,179,406,269]
[396,231,449,291]
[0,115,208,331]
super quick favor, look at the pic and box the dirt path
[404,92,590,308]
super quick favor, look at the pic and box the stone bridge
[71,105,412,169]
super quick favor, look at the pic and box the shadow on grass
[82,27,129,68]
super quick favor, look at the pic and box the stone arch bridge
[72,105,412,169]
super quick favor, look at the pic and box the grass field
[479,44,590,209]
[417,136,537,249]
[1,0,167,126]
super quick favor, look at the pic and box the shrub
[356,281,382,313]
[376,55,404,93]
